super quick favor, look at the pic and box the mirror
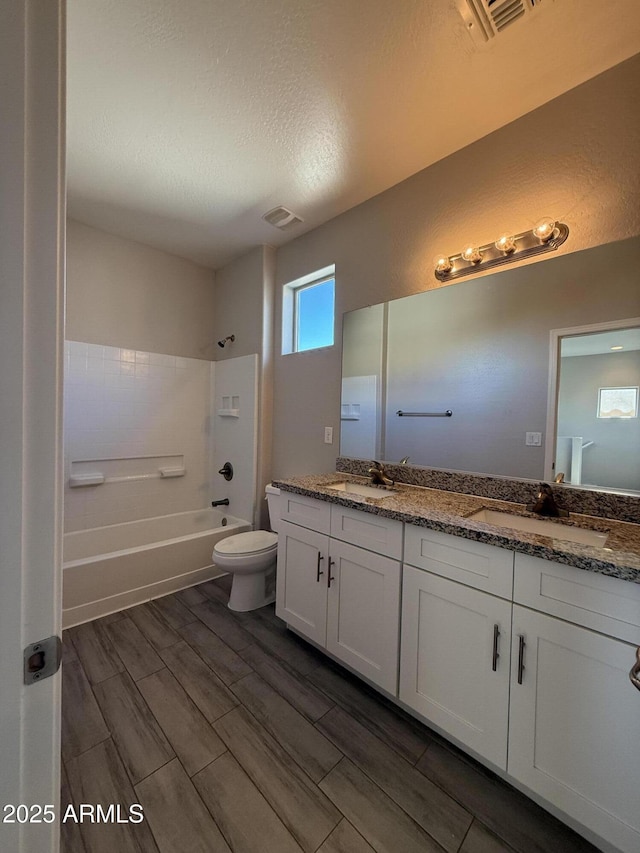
[340,235,640,494]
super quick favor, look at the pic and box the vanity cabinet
[507,554,640,853]
[400,527,514,768]
[276,489,640,852]
[276,495,402,693]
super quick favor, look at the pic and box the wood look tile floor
[61,578,598,853]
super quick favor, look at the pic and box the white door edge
[0,3,66,852]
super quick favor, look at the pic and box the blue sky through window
[296,278,335,352]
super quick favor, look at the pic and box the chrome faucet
[368,461,394,487]
[527,483,568,518]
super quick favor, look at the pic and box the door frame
[543,317,640,483]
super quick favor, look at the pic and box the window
[597,387,639,418]
[282,265,335,354]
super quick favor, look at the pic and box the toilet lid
[214,530,278,556]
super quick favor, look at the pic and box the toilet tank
[265,484,281,533]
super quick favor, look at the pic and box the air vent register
[459,0,552,45]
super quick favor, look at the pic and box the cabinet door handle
[517,634,526,685]
[630,647,640,692]
[492,624,500,671]
[327,558,335,589]
[316,552,324,583]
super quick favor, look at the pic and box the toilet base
[228,570,275,612]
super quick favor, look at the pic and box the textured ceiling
[66,1,640,269]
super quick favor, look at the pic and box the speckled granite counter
[272,473,640,584]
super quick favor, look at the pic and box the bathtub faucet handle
[218,462,234,481]
[211,498,230,507]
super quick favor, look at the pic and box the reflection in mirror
[340,236,640,494]
[341,304,385,459]
[555,325,640,492]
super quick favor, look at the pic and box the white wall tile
[64,341,215,532]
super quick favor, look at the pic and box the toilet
[212,484,281,612]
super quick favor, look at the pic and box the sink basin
[468,509,608,547]
[325,481,397,499]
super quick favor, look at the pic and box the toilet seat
[213,530,277,557]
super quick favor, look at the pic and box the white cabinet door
[509,605,640,853]
[400,567,512,769]
[326,539,401,694]
[276,520,328,645]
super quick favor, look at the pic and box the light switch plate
[324,426,333,444]
[525,431,542,446]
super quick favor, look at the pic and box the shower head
[217,334,235,348]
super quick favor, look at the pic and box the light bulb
[495,233,516,254]
[433,254,452,274]
[533,217,556,242]
[610,345,624,351]
[461,245,482,264]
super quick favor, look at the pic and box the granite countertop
[272,473,640,584]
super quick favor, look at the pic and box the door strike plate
[24,635,62,685]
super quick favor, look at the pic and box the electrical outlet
[324,426,333,444]
[525,431,542,446]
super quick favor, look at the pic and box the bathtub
[63,508,251,627]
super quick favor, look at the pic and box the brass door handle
[630,647,640,692]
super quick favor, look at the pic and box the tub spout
[211,498,230,507]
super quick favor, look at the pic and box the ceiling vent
[262,206,304,230]
[459,0,551,45]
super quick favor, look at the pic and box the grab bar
[396,410,452,418]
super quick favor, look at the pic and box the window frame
[282,264,336,355]
[597,386,639,419]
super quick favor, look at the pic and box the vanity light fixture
[434,218,569,282]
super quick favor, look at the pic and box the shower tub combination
[63,508,250,627]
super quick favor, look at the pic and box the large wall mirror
[340,235,640,495]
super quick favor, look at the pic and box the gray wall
[66,220,216,359]
[213,245,276,526]
[558,351,640,491]
[213,246,266,360]
[272,55,640,478]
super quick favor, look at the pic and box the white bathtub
[63,508,251,627]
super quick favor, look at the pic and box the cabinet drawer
[280,491,331,534]
[404,526,513,599]
[330,504,403,559]
[514,553,640,644]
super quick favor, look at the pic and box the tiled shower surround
[64,341,212,532]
